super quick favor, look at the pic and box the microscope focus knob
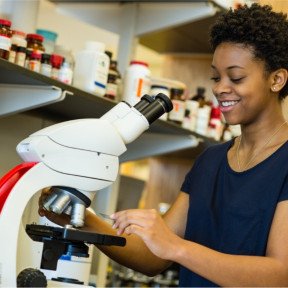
[17,268,47,287]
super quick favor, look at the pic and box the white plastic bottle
[73,41,110,97]
[58,61,73,85]
[122,60,151,105]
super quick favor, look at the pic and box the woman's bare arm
[39,191,189,276]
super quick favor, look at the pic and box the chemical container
[73,41,110,97]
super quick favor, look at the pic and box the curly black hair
[210,3,288,99]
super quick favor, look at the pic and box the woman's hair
[210,3,288,99]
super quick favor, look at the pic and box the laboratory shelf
[0,58,217,160]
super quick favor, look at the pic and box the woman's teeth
[221,101,238,107]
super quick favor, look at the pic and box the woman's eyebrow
[211,64,245,70]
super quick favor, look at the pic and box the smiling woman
[39,4,288,287]
[209,4,288,172]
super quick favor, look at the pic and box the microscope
[0,94,173,287]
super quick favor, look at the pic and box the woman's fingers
[111,209,158,235]
[38,188,51,216]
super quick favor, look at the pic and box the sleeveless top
[179,140,288,287]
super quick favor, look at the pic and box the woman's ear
[270,68,288,92]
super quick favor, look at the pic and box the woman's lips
[218,100,240,112]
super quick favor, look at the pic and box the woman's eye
[231,77,245,83]
[210,77,220,82]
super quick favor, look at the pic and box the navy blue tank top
[179,140,288,287]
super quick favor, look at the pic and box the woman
[39,4,288,286]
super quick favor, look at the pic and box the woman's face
[211,42,275,125]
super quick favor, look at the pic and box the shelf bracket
[0,84,67,118]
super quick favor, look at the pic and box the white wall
[36,0,119,57]
[36,0,164,76]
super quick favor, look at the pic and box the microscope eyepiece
[137,93,173,124]
[154,93,173,112]
[133,94,155,112]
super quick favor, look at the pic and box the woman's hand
[111,209,182,260]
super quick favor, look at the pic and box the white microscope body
[0,94,172,287]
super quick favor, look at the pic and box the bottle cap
[0,19,11,27]
[36,29,58,42]
[170,87,184,95]
[105,50,113,59]
[41,53,51,62]
[210,106,221,119]
[50,54,64,68]
[26,34,44,42]
[130,60,149,67]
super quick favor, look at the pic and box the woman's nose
[213,80,231,97]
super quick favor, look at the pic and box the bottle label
[169,100,185,122]
[40,63,52,77]
[58,67,73,84]
[28,60,40,72]
[135,76,151,98]
[8,50,16,63]
[51,68,59,79]
[0,35,11,51]
[94,56,109,93]
[15,52,26,67]
[26,47,43,54]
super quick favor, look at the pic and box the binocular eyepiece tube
[134,93,173,124]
